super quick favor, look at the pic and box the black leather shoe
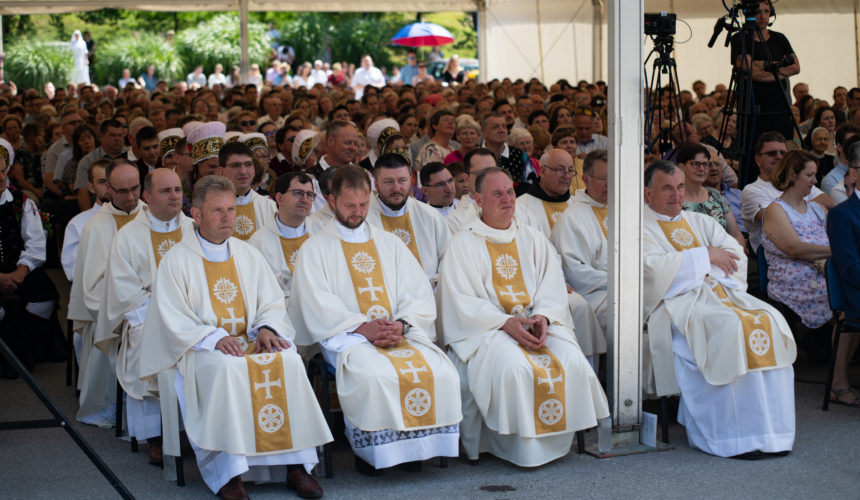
[354,456,383,476]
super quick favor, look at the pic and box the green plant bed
[177,14,270,76]
[93,32,183,87]
[5,40,75,91]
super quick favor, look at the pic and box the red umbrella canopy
[391,22,455,47]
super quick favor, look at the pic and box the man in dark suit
[825,139,860,405]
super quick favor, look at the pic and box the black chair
[822,259,860,410]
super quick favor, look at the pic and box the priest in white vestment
[289,165,462,474]
[218,141,276,241]
[68,160,145,426]
[515,149,606,366]
[438,167,609,467]
[94,169,193,465]
[366,153,450,285]
[139,175,331,498]
[446,148,497,233]
[550,149,610,332]
[642,161,796,458]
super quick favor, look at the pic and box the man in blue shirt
[400,52,419,88]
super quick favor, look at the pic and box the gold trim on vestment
[112,213,136,231]
[340,240,392,321]
[379,212,422,266]
[656,218,702,251]
[245,352,293,451]
[708,278,777,369]
[232,203,257,240]
[485,240,532,316]
[591,206,608,239]
[520,345,567,434]
[202,257,254,353]
[540,200,568,231]
[150,228,182,268]
[377,339,437,428]
[278,232,310,274]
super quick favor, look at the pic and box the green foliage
[5,40,75,91]
[176,14,270,75]
[93,32,183,86]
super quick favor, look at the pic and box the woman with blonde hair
[444,114,479,165]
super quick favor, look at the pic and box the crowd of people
[1,8,860,498]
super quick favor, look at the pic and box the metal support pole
[239,0,250,84]
[477,0,488,83]
[535,0,546,83]
[592,0,603,82]
[606,0,644,443]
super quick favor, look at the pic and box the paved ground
[1,272,858,499]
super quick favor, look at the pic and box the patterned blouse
[683,187,731,229]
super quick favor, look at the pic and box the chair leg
[115,381,123,438]
[576,430,585,454]
[823,321,844,411]
[131,437,138,453]
[439,456,448,468]
[660,396,670,444]
[65,320,73,387]
[319,363,334,479]
[176,453,185,487]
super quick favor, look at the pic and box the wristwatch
[397,319,410,335]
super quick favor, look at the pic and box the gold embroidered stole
[659,216,777,370]
[591,206,609,239]
[376,339,437,427]
[233,202,257,240]
[540,200,568,231]
[202,257,253,353]
[486,239,566,433]
[278,232,310,274]
[341,240,393,321]
[379,212,423,266]
[150,228,182,267]
[245,352,293,451]
[112,213,135,231]
[485,240,532,316]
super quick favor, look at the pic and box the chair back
[825,258,845,313]
[757,247,769,294]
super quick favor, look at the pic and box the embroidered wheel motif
[392,228,412,246]
[366,305,390,321]
[234,214,255,236]
[404,388,432,417]
[551,211,563,224]
[538,398,564,425]
[249,353,277,365]
[212,277,238,304]
[351,251,376,274]
[510,304,526,317]
[157,238,177,257]
[528,354,552,369]
[258,404,285,433]
[387,348,415,358]
[495,253,519,280]
[601,216,609,232]
[670,227,695,248]
[749,329,771,357]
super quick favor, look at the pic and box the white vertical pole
[606,0,644,434]
[477,0,488,83]
[592,0,603,83]
[239,0,250,84]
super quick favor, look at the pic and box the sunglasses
[240,120,256,127]
[573,107,594,117]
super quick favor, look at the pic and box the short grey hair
[192,175,235,208]
[582,149,608,176]
[644,160,680,188]
[475,166,512,194]
[506,127,532,148]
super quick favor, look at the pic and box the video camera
[644,12,676,37]
[740,0,765,20]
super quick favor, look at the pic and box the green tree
[176,14,270,75]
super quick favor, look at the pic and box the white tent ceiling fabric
[0,0,856,96]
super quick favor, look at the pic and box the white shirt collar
[651,207,683,222]
[196,230,231,262]
[319,156,333,171]
[377,196,408,217]
[0,189,11,204]
[481,141,510,158]
[334,219,370,243]
[275,214,307,238]
[148,211,179,233]
[236,190,253,206]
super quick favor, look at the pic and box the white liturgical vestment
[68,200,144,426]
[643,206,796,457]
[289,220,462,469]
[437,216,609,467]
[139,231,332,493]
[445,195,479,234]
[232,189,276,241]
[248,213,312,302]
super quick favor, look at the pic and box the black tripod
[715,13,801,187]
[645,35,686,156]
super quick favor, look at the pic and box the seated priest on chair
[139,175,332,500]
[437,166,609,467]
[288,165,462,476]
[642,160,796,459]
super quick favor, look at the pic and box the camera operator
[730,0,800,184]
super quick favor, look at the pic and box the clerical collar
[148,210,179,233]
[275,214,306,238]
[378,196,407,217]
[236,190,253,205]
[334,219,370,243]
[527,181,570,203]
[650,207,682,222]
[429,201,454,209]
[196,230,231,262]
[110,201,134,214]
[468,215,518,244]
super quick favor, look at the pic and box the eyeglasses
[687,160,710,169]
[758,150,786,158]
[574,107,594,117]
[240,120,256,127]
[109,182,140,196]
[63,119,82,127]
[426,178,454,189]
[542,165,576,175]
[226,161,254,169]
[288,189,316,200]
[264,130,276,137]
[586,174,607,181]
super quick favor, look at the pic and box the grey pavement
[1,271,858,499]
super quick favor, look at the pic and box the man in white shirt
[351,55,385,101]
